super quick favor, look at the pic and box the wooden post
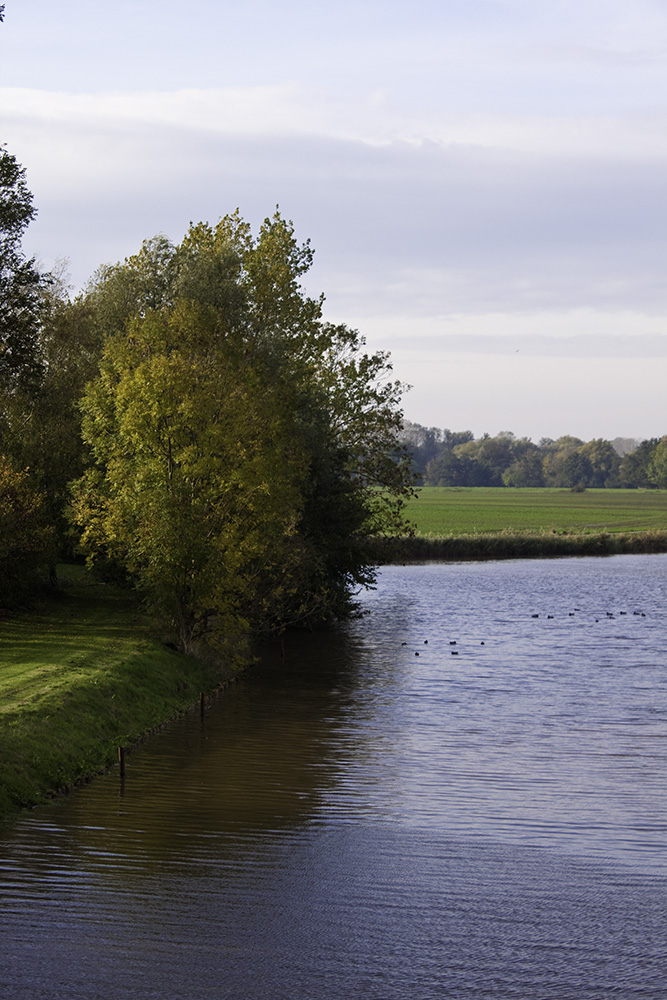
[200,691,205,717]
[118,746,125,777]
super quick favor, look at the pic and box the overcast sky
[2,0,666,441]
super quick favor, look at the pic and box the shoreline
[372,529,667,563]
[0,569,241,824]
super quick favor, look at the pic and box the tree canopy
[71,212,414,653]
[0,137,57,603]
[401,422,664,491]
[0,146,45,404]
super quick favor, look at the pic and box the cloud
[5,86,667,324]
[3,1,666,440]
[394,350,667,442]
[7,84,667,154]
[372,330,667,360]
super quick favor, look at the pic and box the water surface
[1,555,666,998]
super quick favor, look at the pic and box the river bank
[373,529,667,563]
[0,566,239,823]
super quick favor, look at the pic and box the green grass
[0,565,237,822]
[405,487,667,537]
[368,487,667,562]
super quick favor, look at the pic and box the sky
[1,0,666,442]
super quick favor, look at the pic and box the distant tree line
[400,422,667,490]
[0,141,413,640]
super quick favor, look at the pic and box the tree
[561,451,593,489]
[9,282,104,557]
[618,438,659,488]
[502,449,545,487]
[398,421,442,483]
[0,147,44,411]
[579,438,620,488]
[450,432,525,486]
[292,320,413,617]
[400,422,474,484]
[72,300,310,653]
[84,234,179,340]
[648,436,667,489]
[542,436,585,487]
[425,449,479,486]
[0,455,53,606]
[611,437,640,458]
[71,212,414,652]
[0,88,64,566]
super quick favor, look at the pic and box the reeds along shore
[371,530,667,564]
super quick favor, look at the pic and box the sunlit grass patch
[404,487,667,537]
[0,567,234,821]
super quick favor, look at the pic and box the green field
[405,488,667,537]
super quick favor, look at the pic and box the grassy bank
[0,566,238,822]
[375,487,667,562]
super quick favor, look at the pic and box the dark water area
[1,554,667,999]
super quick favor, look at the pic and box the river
[1,554,667,998]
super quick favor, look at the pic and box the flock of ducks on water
[531,609,646,622]
[402,608,648,657]
[403,639,474,657]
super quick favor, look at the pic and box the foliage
[502,450,545,487]
[71,212,414,652]
[0,147,45,410]
[6,282,105,558]
[0,142,86,564]
[578,438,620,488]
[399,421,472,483]
[618,438,658,488]
[407,421,662,490]
[648,436,667,488]
[0,455,53,605]
[73,300,306,652]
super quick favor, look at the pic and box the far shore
[372,529,667,564]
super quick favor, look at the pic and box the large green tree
[10,284,104,557]
[0,147,44,409]
[0,53,59,583]
[73,300,308,654]
[71,212,414,652]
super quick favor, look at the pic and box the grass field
[0,566,235,821]
[405,488,667,537]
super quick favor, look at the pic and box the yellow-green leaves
[72,296,309,652]
[71,211,413,651]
